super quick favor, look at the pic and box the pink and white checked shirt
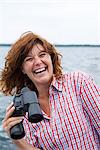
[23,71,100,150]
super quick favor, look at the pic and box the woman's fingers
[6,102,13,112]
[3,116,24,129]
[3,116,24,132]
[4,105,15,121]
[2,102,24,136]
[2,116,24,136]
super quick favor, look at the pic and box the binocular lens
[29,114,44,123]
[10,122,25,139]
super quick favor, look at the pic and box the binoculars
[10,87,43,139]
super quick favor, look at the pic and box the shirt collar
[51,75,63,92]
[42,76,63,120]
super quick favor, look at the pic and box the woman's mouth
[33,67,47,74]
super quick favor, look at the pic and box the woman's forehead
[28,43,46,55]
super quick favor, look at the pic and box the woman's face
[22,43,53,88]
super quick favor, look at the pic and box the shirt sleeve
[22,115,39,148]
[79,72,100,136]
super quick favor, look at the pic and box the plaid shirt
[23,71,100,150]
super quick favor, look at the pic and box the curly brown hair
[0,31,62,95]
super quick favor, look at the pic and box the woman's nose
[34,56,42,65]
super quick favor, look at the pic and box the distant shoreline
[55,44,100,47]
[0,44,100,47]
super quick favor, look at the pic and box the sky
[0,0,99,44]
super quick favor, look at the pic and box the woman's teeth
[34,67,46,74]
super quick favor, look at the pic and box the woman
[0,32,100,150]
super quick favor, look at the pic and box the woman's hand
[2,102,41,150]
[2,102,24,137]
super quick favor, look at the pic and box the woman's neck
[38,88,49,100]
[36,83,50,98]
[37,85,50,116]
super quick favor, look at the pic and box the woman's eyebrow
[39,50,46,53]
[25,50,47,58]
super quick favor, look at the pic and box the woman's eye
[40,53,46,57]
[24,57,33,62]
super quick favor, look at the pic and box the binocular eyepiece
[10,87,43,139]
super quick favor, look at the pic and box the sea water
[0,45,100,149]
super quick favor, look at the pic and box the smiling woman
[22,44,54,89]
[0,31,62,95]
[0,31,100,150]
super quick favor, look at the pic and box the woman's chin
[33,76,52,87]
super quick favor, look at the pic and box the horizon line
[0,43,100,47]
